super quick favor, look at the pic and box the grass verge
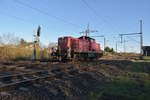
[89,75,150,100]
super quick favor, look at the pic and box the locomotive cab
[58,37,72,60]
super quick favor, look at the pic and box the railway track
[97,60,117,65]
[0,60,118,91]
[0,66,80,91]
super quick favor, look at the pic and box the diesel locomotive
[56,36,103,60]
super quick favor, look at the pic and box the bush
[0,45,33,60]
[104,46,115,54]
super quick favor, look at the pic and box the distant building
[142,46,150,56]
[19,41,40,49]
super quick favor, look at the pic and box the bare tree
[48,42,57,48]
[0,33,20,46]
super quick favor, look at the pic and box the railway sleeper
[0,65,88,91]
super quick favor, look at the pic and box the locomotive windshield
[58,38,67,43]
[78,36,95,42]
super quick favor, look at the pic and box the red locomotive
[57,36,103,60]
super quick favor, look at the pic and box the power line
[92,0,121,34]
[81,0,109,23]
[79,24,98,36]
[119,20,143,55]
[0,11,35,25]
[14,0,83,29]
[81,0,105,31]
[126,36,140,44]
[81,0,119,34]
[0,11,63,33]
[81,0,99,18]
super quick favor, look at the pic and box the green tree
[104,46,115,53]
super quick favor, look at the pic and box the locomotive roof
[78,36,95,41]
[59,36,95,41]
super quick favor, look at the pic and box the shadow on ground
[0,59,150,100]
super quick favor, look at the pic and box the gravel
[0,60,125,100]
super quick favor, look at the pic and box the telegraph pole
[104,37,106,51]
[123,39,126,53]
[140,20,143,57]
[119,20,143,58]
[116,41,117,53]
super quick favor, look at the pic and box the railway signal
[33,26,41,60]
[37,26,41,37]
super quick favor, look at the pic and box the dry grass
[0,45,49,60]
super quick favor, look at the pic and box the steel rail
[0,67,77,90]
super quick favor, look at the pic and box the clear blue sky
[0,0,149,52]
